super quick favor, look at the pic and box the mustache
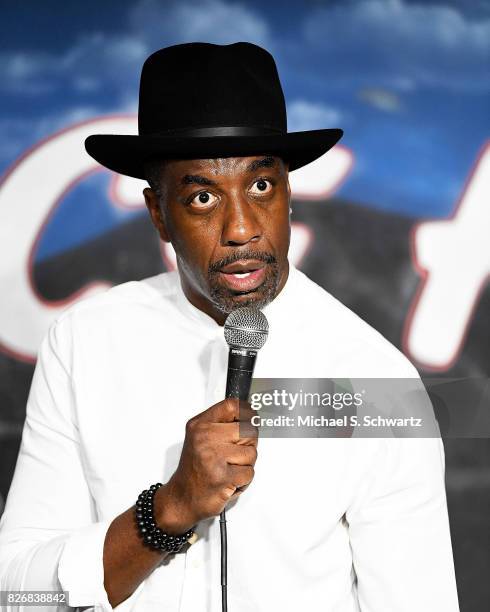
[209,249,277,274]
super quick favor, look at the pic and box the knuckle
[185,417,197,433]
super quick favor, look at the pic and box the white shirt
[0,264,460,611]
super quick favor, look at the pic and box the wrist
[153,481,197,535]
[135,483,195,554]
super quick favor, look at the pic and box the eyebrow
[180,157,277,187]
[246,156,276,172]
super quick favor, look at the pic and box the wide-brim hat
[85,42,343,180]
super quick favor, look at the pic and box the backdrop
[1,1,489,609]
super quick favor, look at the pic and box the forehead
[161,155,286,179]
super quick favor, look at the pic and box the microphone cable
[220,509,228,612]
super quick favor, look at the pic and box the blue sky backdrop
[1,0,489,261]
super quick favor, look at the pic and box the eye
[189,191,219,208]
[249,178,273,196]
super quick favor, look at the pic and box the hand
[155,398,258,532]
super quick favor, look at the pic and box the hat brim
[84,129,343,179]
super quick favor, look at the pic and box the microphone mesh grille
[224,307,269,350]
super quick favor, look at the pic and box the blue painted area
[34,172,146,262]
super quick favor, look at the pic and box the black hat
[85,42,343,179]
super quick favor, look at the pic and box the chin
[211,287,275,314]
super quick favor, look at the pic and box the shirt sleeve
[0,318,144,611]
[346,436,460,612]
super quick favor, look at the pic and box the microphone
[224,307,269,400]
[220,307,269,612]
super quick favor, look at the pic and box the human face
[144,155,291,325]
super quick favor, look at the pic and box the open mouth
[218,260,267,292]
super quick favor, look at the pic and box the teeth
[232,271,252,277]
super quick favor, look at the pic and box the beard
[207,249,281,314]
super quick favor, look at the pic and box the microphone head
[224,307,269,350]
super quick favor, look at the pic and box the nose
[221,195,262,246]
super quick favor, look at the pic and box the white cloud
[358,87,402,112]
[129,0,269,47]
[302,0,490,92]
[0,0,269,102]
[0,33,149,98]
[287,100,343,131]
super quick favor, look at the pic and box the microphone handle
[220,346,258,612]
[225,347,258,400]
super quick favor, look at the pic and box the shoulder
[51,270,179,333]
[290,267,419,378]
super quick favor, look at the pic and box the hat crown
[138,42,287,136]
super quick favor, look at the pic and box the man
[0,43,459,611]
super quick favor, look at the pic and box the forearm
[103,482,196,608]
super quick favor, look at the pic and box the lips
[218,259,267,292]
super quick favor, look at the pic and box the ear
[285,166,292,211]
[143,187,171,243]
[282,159,291,199]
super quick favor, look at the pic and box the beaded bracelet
[135,482,195,553]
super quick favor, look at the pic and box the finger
[225,444,257,466]
[237,401,259,443]
[237,400,256,422]
[198,398,241,424]
[237,417,259,443]
[228,465,255,489]
[198,422,258,445]
[232,483,251,496]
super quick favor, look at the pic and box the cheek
[168,214,219,269]
[264,207,290,253]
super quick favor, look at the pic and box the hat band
[148,125,284,138]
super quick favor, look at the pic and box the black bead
[136,485,194,555]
